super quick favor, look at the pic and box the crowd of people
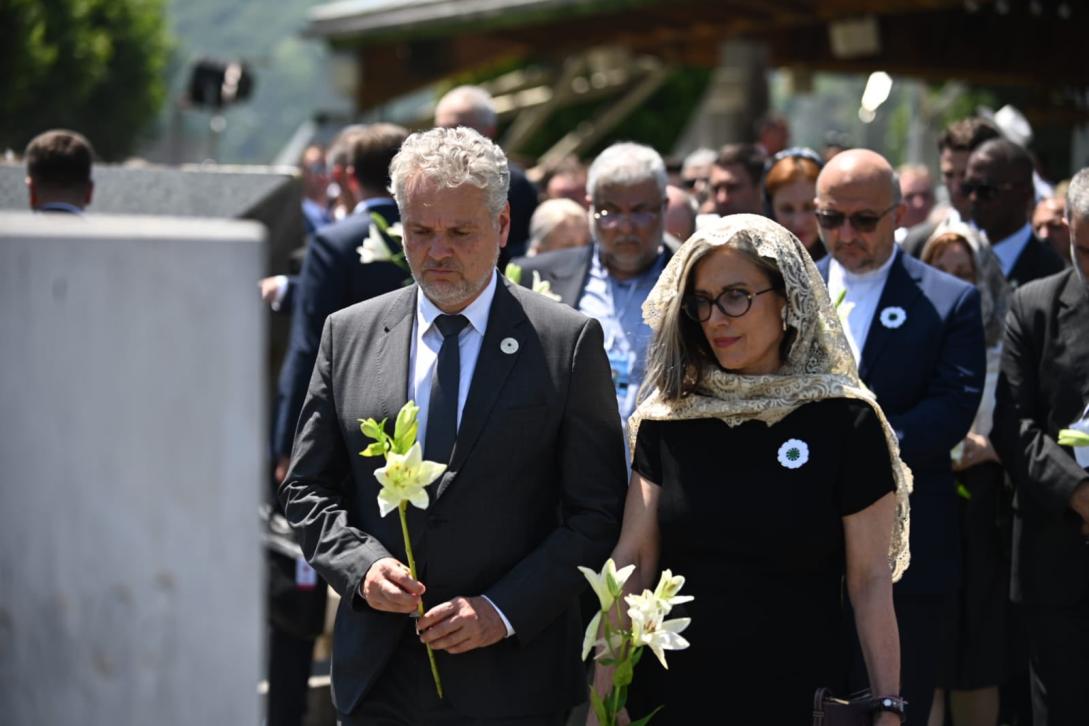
[17,82,1088,726]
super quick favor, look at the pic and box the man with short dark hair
[273,123,410,483]
[707,143,765,216]
[902,117,1001,257]
[964,138,1065,288]
[24,129,95,213]
[992,166,1089,726]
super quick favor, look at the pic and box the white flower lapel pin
[879,306,907,329]
[500,337,519,355]
[777,438,809,469]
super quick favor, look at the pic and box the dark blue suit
[273,199,406,460]
[819,249,985,718]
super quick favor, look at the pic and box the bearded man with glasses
[815,149,987,723]
[515,142,671,431]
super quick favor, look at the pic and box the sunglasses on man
[814,204,897,233]
[960,181,1018,202]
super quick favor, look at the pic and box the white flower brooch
[777,438,809,469]
[879,306,907,329]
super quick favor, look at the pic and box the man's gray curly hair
[389,126,510,218]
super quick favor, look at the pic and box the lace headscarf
[630,214,912,581]
[922,223,1010,348]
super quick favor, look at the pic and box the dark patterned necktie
[423,314,469,464]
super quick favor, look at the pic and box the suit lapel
[436,279,527,498]
[371,286,416,429]
[859,253,922,381]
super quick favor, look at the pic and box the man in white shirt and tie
[279,126,627,725]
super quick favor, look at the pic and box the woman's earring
[781,307,788,332]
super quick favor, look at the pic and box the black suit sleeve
[273,229,351,458]
[992,288,1088,514]
[484,317,626,642]
[278,316,393,601]
[885,285,986,469]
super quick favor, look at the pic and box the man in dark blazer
[279,127,627,724]
[514,142,671,428]
[992,167,1089,725]
[816,149,986,721]
[272,123,409,482]
[964,138,1065,289]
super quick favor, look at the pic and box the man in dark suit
[514,142,670,428]
[964,138,1065,289]
[24,129,95,214]
[279,126,627,724]
[268,122,408,726]
[434,85,538,265]
[816,149,986,721]
[992,167,1089,726]
[272,123,409,481]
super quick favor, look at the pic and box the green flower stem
[398,501,444,699]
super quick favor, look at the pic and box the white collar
[416,269,498,337]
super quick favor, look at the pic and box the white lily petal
[415,460,447,488]
[376,489,400,517]
[581,610,602,661]
[578,565,614,611]
[407,488,430,510]
[613,563,636,591]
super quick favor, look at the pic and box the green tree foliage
[0,0,171,160]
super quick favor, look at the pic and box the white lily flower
[357,222,395,264]
[373,442,446,517]
[625,590,690,669]
[578,558,636,612]
[653,569,694,610]
[530,271,562,301]
[639,617,691,669]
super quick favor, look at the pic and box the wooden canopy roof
[305,0,1087,113]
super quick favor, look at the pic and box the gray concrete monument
[0,212,266,725]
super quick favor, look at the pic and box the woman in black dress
[591,214,911,725]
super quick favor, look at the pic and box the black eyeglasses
[815,204,897,233]
[682,287,776,322]
[960,181,1018,201]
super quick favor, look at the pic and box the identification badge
[295,557,318,590]
[609,348,633,397]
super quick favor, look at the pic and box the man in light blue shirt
[515,142,671,427]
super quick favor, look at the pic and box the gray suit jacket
[279,277,627,717]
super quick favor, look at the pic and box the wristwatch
[872,695,907,720]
